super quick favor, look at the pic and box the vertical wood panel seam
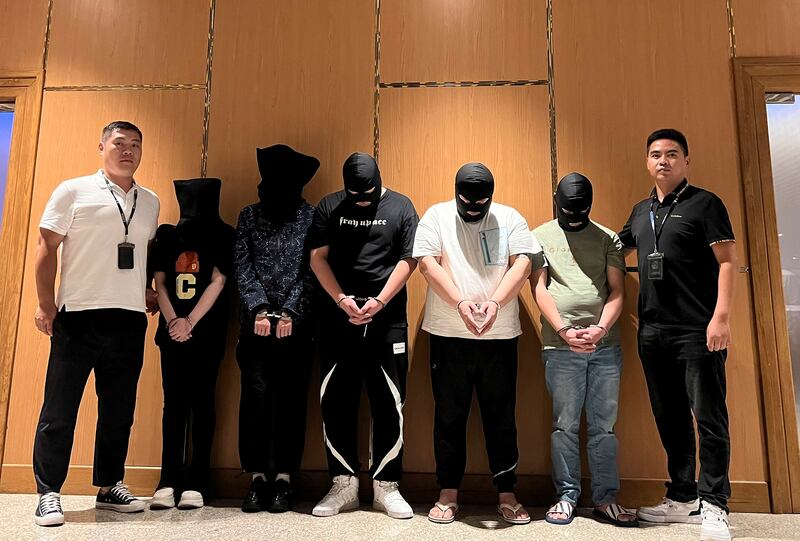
[373,0,381,161]
[726,0,737,58]
[201,0,216,177]
[546,0,557,198]
[41,0,54,72]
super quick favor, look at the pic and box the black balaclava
[256,144,320,220]
[175,177,223,233]
[455,162,494,223]
[342,152,382,206]
[554,172,593,232]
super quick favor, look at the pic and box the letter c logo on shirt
[176,274,196,300]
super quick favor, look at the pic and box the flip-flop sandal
[497,502,531,525]
[593,503,640,528]
[545,500,575,525]
[428,501,459,524]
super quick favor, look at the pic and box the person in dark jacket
[150,177,235,510]
[234,144,318,513]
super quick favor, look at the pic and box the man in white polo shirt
[32,121,160,527]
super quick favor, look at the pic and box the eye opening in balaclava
[455,162,494,223]
[256,144,320,220]
[554,172,593,232]
[342,152,382,206]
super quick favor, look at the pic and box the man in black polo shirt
[619,129,736,541]
[309,152,418,519]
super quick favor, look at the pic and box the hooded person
[149,177,235,511]
[412,162,536,525]
[528,172,632,527]
[307,152,419,520]
[233,144,319,514]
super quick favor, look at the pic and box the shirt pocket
[480,227,509,266]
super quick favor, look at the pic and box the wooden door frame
[0,72,44,474]
[733,57,800,513]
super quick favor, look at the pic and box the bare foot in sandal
[594,503,639,527]
[428,489,458,522]
[498,492,530,524]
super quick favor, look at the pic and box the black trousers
[157,339,222,494]
[319,321,408,481]
[33,308,147,494]
[236,326,313,475]
[429,334,519,493]
[638,323,731,511]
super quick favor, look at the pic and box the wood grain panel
[380,0,548,83]
[733,0,800,57]
[554,0,766,482]
[379,85,552,474]
[0,0,49,73]
[45,0,209,86]
[207,0,375,470]
[3,89,205,468]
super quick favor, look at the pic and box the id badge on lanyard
[648,184,686,281]
[104,176,138,269]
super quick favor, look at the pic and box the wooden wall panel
[380,0,548,83]
[45,0,209,86]
[207,0,375,470]
[378,85,553,474]
[554,0,767,481]
[733,0,800,57]
[0,0,49,73]
[2,89,205,467]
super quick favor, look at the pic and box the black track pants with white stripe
[319,321,408,481]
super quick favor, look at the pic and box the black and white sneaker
[95,482,145,513]
[35,492,64,526]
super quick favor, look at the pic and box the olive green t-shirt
[532,219,625,349]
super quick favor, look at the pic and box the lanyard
[648,182,688,253]
[104,176,138,241]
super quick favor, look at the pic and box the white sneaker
[372,480,413,519]
[177,490,204,510]
[701,501,731,541]
[637,497,702,523]
[312,475,359,517]
[34,492,64,526]
[150,487,175,510]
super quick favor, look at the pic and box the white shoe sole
[637,510,702,524]
[701,527,731,541]
[312,499,359,517]
[177,495,204,509]
[34,513,64,527]
[96,500,146,513]
[373,500,412,519]
[150,496,175,510]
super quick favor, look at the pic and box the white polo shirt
[412,200,537,339]
[39,170,160,312]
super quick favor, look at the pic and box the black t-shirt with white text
[308,189,418,326]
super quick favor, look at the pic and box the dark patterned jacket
[234,201,315,325]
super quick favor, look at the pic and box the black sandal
[593,503,640,527]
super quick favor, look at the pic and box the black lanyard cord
[104,176,138,240]
[649,182,688,253]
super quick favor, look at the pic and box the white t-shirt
[413,200,538,339]
[39,170,160,312]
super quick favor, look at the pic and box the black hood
[455,162,494,223]
[256,144,320,220]
[175,177,223,226]
[342,152,382,206]
[554,172,593,232]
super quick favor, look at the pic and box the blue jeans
[542,345,622,506]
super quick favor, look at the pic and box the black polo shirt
[619,179,734,330]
